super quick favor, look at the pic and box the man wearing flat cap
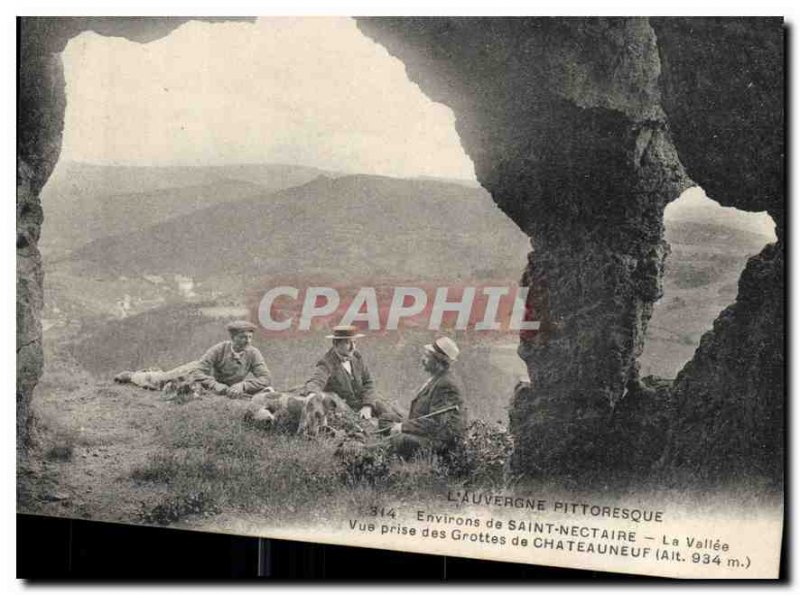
[302,325,381,420]
[195,320,273,398]
[388,336,467,459]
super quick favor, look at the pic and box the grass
[29,403,81,461]
[128,396,511,526]
[131,398,346,521]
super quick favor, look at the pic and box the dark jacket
[303,348,377,410]
[402,370,467,447]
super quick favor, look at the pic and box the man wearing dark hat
[388,337,467,459]
[195,320,273,398]
[302,325,380,419]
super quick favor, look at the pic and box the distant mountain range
[67,173,530,283]
[664,220,774,255]
[665,188,776,240]
[40,161,338,258]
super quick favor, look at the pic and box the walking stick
[369,405,460,435]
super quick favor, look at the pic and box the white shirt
[342,360,353,376]
[416,377,433,396]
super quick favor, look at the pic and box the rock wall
[650,18,784,486]
[18,21,65,451]
[16,17,252,450]
[357,18,691,479]
[651,18,784,234]
[665,243,784,486]
[358,17,784,486]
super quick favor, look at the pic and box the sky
[57,16,776,237]
[666,187,776,240]
[60,17,477,180]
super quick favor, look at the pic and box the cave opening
[639,186,777,379]
[19,17,785,522]
[36,16,530,429]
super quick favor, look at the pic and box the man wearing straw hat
[302,325,381,420]
[388,336,467,459]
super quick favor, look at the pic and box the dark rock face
[665,242,784,486]
[359,17,784,487]
[358,18,691,479]
[16,17,253,450]
[651,17,784,233]
[650,18,784,488]
[18,23,65,450]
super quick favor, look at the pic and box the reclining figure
[114,320,272,400]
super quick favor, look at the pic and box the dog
[162,378,204,403]
[245,391,354,437]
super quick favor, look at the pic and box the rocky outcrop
[16,17,253,450]
[358,18,691,479]
[650,18,784,487]
[664,242,784,487]
[651,17,784,234]
[18,25,65,451]
[359,17,783,487]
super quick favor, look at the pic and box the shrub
[138,491,220,525]
[337,441,395,486]
[45,444,73,462]
[386,453,450,496]
[442,420,514,487]
[336,421,514,491]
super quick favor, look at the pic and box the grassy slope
[21,360,461,528]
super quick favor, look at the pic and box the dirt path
[20,380,175,523]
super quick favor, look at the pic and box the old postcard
[17,17,784,578]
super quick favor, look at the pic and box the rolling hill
[641,219,774,378]
[67,174,530,283]
[40,161,337,258]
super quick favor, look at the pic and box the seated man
[388,337,467,459]
[116,320,273,398]
[194,320,273,398]
[302,325,399,421]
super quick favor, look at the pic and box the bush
[386,454,450,496]
[443,420,514,487]
[336,421,514,491]
[337,441,395,486]
[28,403,80,462]
[138,491,220,525]
[45,444,74,462]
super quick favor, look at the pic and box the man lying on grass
[114,320,273,399]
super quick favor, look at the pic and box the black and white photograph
[16,16,785,579]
